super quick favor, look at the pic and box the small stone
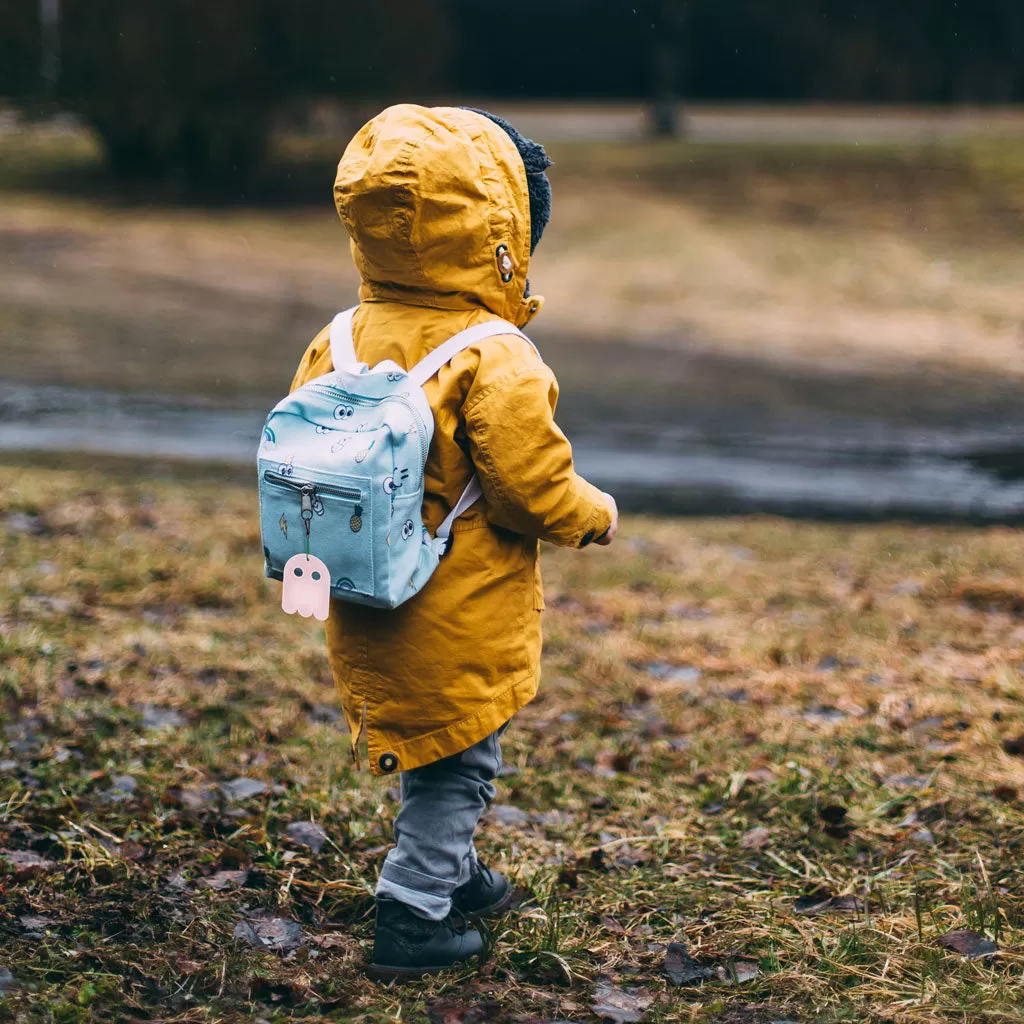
[307,703,341,725]
[740,826,772,851]
[803,706,846,725]
[884,774,929,790]
[220,777,267,801]
[489,804,530,827]
[5,512,46,535]
[102,774,137,803]
[140,704,186,730]
[285,821,328,853]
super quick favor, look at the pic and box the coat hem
[366,666,539,776]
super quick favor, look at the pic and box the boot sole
[366,959,474,982]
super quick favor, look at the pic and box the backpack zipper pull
[300,485,314,555]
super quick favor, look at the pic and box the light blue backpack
[258,307,537,610]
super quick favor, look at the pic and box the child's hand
[595,493,618,546]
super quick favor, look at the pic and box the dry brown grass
[2,463,1024,1021]
[1,129,1024,402]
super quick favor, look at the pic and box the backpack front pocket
[261,469,375,597]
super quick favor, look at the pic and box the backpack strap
[329,307,359,369]
[327,307,540,554]
[407,318,538,388]
[410,319,541,554]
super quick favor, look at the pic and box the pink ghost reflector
[281,554,331,621]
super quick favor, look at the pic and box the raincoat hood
[334,104,543,328]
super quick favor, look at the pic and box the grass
[2,462,1024,1021]
[2,124,1024,403]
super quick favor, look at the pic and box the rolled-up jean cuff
[379,861,457,898]
[376,877,451,921]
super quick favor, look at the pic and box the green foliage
[16,0,452,190]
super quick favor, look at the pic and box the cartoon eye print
[401,519,415,540]
[315,424,333,435]
[333,404,355,420]
[383,468,410,495]
[278,462,294,477]
[385,371,405,383]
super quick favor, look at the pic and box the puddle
[3,379,1024,521]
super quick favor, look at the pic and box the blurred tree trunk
[649,0,686,137]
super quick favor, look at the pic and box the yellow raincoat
[290,105,612,775]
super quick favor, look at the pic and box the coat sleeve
[464,361,614,548]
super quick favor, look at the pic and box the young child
[289,104,617,980]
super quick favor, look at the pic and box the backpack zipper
[262,470,361,502]
[304,384,429,464]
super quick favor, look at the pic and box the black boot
[452,861,518,920]
[367,899,484,981]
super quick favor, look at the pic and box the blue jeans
[376,725,506,920]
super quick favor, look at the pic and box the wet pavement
[5,352,1024,522]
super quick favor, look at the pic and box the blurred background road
[2,1,1024,518]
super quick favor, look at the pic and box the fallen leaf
[662,942,715,986]
[717,959,760,984]
[233,914,305,953]
[600,915,626,935]
[828,894,866,913]
[0,850,57,878]
[426,999,501,1024]
[120,840,147,861]
[557,864,579,888]
[176,960,203,975]
[739,827,772,851]
[591,978,653,1023]
[793,888,835,915]
[938,930,998,959]
[308,933,351,950]
[285,820,328,853]
[198,868,249,891]
[19,915,52,931]
[819,805,848,825]
[993,785,1019,802]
